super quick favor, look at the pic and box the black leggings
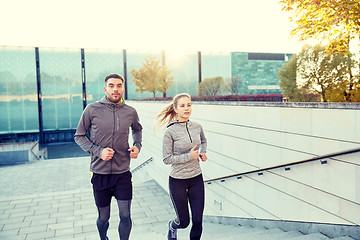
[169,174,205,240]
[96,200,132,240]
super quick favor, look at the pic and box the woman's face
[175,97,192,122]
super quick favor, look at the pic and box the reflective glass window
[201,51,232,95]
[126,49,162,99]
[84,49,123,104]
[164,51,198,97]
[39,48,83,130]
[0,46,38,133]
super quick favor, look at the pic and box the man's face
[104,77,125,104]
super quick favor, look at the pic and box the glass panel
[126,49,162,99]
[39,48,83,130]
[164,51,198,97]
[231,52,284,95]
[0,46,38,134]
[84,49,123,104]
[202,51,232,95]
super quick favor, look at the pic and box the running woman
[155,93,207,240]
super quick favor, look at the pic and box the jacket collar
[98,96,125,108]
[167,119,190,128]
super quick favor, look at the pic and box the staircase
[129,220,355,240]
[117,180,358,240]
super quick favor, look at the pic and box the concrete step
[332,237,357,240]
[256,229,304,240]
[288,232,330,240]
[132,221,307,240]
[217,227,288,240]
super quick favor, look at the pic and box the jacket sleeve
[163,130,193,165]
[74,106,103,158]
[199,125,207,154]
[131,110,143,151]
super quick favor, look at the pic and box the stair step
[288,232,330,240]
[259,230,304,240]
[332,237,357,240]
[221,227,285,240]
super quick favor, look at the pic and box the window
[248,53,285,61]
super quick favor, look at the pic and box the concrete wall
[0,142,47,165]
[128,101,360,226]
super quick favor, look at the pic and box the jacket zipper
[111,105,116,174]
[185,122,192,143]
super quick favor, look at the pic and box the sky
[0,0,303,53]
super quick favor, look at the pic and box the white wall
[128,101,360,226]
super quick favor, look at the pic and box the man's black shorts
[91,171,132,207]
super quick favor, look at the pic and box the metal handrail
[131,157,154,173]
[204,147,360,183]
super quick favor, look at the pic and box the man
[74,73,142,240]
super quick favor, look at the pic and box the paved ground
[0,156,175,240]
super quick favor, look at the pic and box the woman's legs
[188,175,205,240]
[117,199,132,240]
[168,174,205,240]
[169,176,191,230]
[96,205,110,240]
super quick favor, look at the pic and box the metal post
[198,51,202,84]
[162,50,166,98]
[123,49,128,100]
[35,47,44,144]
[81,49,87,109]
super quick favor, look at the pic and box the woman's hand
[199,153,207,162]
[190,145,199,160]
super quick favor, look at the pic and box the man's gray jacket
[74,97,142,174]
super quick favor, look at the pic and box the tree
[157,64,174,97]
[278,55,300,101]
[198,76,224,96]
[278,55,319,102]
[279,44,357,102]
[279,0,360,54]
[130,56,174,98]
[225,76,243,95]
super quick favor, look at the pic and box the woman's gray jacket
[163,120,207,179]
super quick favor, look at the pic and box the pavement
[0,152,175,240]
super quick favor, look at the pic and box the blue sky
[0,0,302,53]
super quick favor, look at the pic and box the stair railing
[204,147,360,184]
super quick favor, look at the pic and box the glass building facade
[0,46,291,143]
[232,52,292,95]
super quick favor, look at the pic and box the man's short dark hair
[104,73,125,84]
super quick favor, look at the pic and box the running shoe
[168,220,177,240]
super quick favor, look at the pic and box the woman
[155,93,207,240]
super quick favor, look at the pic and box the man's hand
[128,146,139,159]
[101,147,115,161]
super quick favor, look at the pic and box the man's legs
[91,173,113,240]
[117,199,132,240]
[97,205,110,240]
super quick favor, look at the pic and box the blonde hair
[154,93,191,130]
